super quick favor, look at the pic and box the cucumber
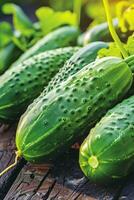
[0,47,79,122]
[79,95,134,183]
[78,19,131,46]
[45,42,109,93]
[16,56,132,163]
[13,26,80,67]
[28,41,109,110]
[0,43,22,74]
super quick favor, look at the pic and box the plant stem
[0,151,21,177]
[74,0,82,27]
[103,0,128,58]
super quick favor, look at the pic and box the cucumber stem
[103,0,128,58]
[0,151,21,177]
[74,0,82,27]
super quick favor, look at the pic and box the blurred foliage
[117,1,134,32]
[0,2,77,51]
[0,22,13,49]
[85,0,133,28]
[0,0,133,71]
[36,7,77,34]
[1,3,39,51]
[49,0,73,11]
[2,3,34,36]
[0,0,88,28]
[1,0,134,33]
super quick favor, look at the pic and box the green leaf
[98,43,123,58]
[2,3,34,36]
[98,35,134,58]
[36,7,77,35]
[0,22,13,49]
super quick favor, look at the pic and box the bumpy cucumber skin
[0,47,79,122]
[45,42,109,93]
[27,41,108,112]
[13,26,80,67]
[79,95,134,183]
[16,57,132,163]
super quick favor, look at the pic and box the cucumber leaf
[98,43,123,58]
[1,4,77,51]
[36,7,77,34]
[2,3,34,36]
[98,35,134,58]
[2,3,42,51]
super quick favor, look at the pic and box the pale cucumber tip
[88,155,99,169]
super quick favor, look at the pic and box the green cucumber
[16,56,132,163]
[0,43,22,74]
[79,95,134,183]
[45,42,109,93]
[78,19,131,46]
[0,47,79,122]
[28,41,109,110]
[13,26,80,67]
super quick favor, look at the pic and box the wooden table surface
[0,124,133,200]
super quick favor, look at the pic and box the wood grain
[0,124,25,199]
[4,150,122,200]
[0,125,132,200]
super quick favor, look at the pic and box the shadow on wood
[0,124,26,199]
[4,150,123,200]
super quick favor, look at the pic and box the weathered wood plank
[4,163,52,200]
[0,124,25,199]
[4,150,123,200]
